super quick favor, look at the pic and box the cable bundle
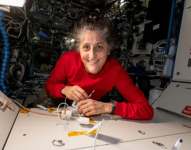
[0,11,9,94]
[3,6,26,38]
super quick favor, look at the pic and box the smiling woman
[79,30,109,75]
[72,17,118,75]
[42,15,154,120]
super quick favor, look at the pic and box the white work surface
[0,92,19,150]
[83,133,191,150]
[4,108,191,150]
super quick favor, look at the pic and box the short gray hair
[72,17,118,51]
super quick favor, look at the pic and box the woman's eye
[83,45,89,49]
[97,46,103,49]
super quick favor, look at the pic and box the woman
[45,17,154,120]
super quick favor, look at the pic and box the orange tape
[68,129,97,137]
[63,110,66,114]
[48,107,56,113]
[81,115,95,123]
[19,108,31,114]
[89,117,95,123]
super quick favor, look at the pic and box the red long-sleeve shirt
[45,50,154,120]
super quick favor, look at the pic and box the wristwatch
[110,101,116,115]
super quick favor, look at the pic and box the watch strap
[110,101,116,115]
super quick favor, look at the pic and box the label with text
[0,96,9,110]
[182,106,191,116]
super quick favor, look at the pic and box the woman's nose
[89,48,96,59]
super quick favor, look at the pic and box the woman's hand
[61,86,88,102]
[78,99,112,116]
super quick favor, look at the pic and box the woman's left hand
[78,99,112,116]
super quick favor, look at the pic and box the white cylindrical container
[78,117,89,125]
[61,110,72,119]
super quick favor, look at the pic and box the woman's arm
[114,68,154,120]
[45,52,88,101]
[45,55,67,98]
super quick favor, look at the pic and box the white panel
[4,108,191,150]
[153,82,191,119]
[0,0,26,7]
[173,9,191,82]
[83,133,191,150]
[0,92,19,150]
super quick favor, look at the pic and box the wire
[12,97,77,132]
[88,90,95,98]
[93,120,104,150]
[3,5,26,38]
[9,63,25,81]
[11,98,57,117]
[94,126,100,150]
[11,97,106,148]
[11,98,76,133]
[57,98,68,124]
[57,98,87,133]
[3,15,13,26]
[10,97,100,137]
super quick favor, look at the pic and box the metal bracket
[152,141,167,149]
[52,140,65,147]
[187,6,191,10]
[138,130,145,135]
[183,125,191,129]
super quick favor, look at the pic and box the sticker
[182,106,191,116]
[188,59,191,67]
[19,108,31,114]
[0,96,9,110]
[48,107,56,113]
[89,117,95,123]
[61,110,72,119]
[153,24,160,30]
[63,110,66,115]
[68,129,97,137]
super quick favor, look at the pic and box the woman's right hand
[61,86,88,102]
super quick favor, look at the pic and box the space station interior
[0,0,191,150]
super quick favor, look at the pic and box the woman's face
[79,30,110,75]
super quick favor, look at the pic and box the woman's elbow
[145,106,154,120]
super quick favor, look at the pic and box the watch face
[111,101,116,106]
[110,102,114,107]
